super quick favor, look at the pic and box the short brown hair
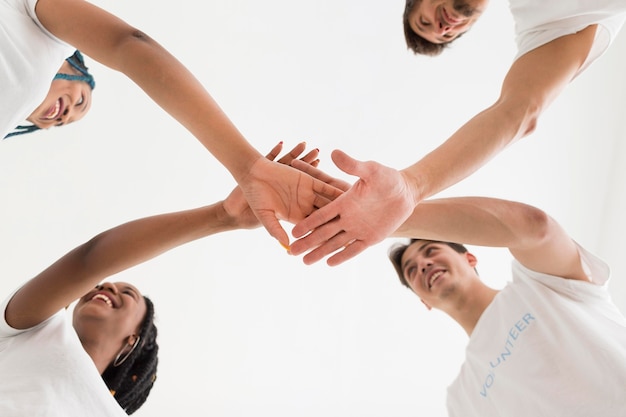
[403,0,451,56]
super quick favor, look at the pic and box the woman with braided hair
[1,0,342,249]
[0,142,319,416]
[4,50,96,139]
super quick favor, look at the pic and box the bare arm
[394,196,589,282]
[5,203,234,329]
[33,0,342,246]
[402,26,598,200]
[5,143,319,330]
[35,0,260,180]
[291,26,597,265]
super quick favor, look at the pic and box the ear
[127,334,139,346]
[465,252,478,267]
[420,299,432,311]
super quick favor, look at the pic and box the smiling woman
[1,0,341,250]
[0,0,79,139]
[0,142,319,416]
[4,51,95,138]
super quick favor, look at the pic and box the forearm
[107,33,262,181]
[401,30,593,205]
[35,0,262,181]
[6,202,236,328]
[72,202,236,280]
[392,197,549,249]
[401,100,534,204]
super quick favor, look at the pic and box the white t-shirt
[447,245,626,417]
[0,0,74,139]
[0,293,128,417]
[510,0,626,76]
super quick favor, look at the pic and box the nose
[436,21,453,35]
[56,105,72,125]
[99,282,119,295]
[419,259,433,274]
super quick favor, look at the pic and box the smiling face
[406,0,487,44]
[400,240,478,310]
[72,282,147,348]
[26,61,93,129]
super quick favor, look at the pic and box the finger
[312,193,332,209]
[256,209,290,248]
[291,159,326,179]
[326,240,368,266]
[291,160,350,191]
[301,231,353,265]
[299,148,320,165]
[331,149,363,177]
[277,142,307,165]
[292,194,342,240]
[311,178,345,202]
[265,142,284,161]
[312,159,320,168]
[289,217,343,255]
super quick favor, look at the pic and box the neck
[444,281,498,336]
[79,335,119,374]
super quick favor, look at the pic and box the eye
[122,289,138,299]
[420,17,430,26]
[405,266,417,281]
[76,95,84,106]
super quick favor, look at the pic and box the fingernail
[279,241,291,253]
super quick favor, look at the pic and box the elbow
[518,205,554,246]
[496,95,543,140]
[520,110,539,137]
[105,29,158,72]
[73,233,105,271]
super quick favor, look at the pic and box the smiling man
[386,196,626,416]
[403,0,487,55]
[289,0,626,267]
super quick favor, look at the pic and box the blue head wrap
[53,50,96,90]
[4,50,96,139]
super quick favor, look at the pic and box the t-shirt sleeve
[511,241,611,302]
[0,288,58,339]
[0,290,23,339]
[575,241,610,286]
[24,0,72,46]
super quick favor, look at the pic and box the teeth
[92,294,113,307]
[43,99,61,120]
[429,271,443,287]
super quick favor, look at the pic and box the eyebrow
[80,94,90,114]
[121,285,140,299]
[401,241,433,272]
[413,21,450,44]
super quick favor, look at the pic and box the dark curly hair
[102,296,159,415]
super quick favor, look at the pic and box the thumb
[256,210,290,249]
[331,149,365,178]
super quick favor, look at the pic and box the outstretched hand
[234,144,343,247]
[288,149,418,266]
[222,142,320,230]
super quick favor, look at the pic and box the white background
[1,1,625,416]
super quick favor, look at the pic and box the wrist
[399,167,424,207]
[216,200,240,229]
